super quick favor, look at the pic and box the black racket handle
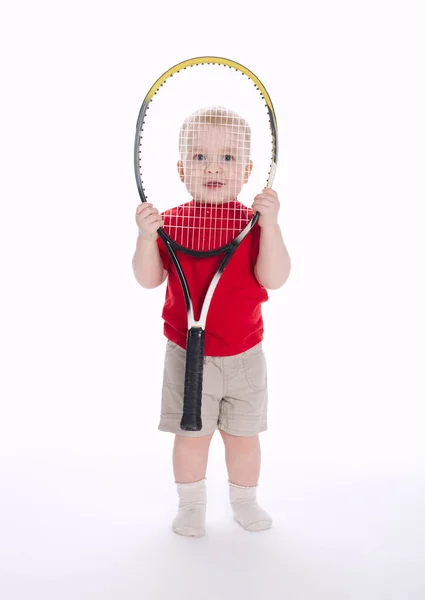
[180,328,204,431]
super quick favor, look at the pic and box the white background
[1,1,424,599]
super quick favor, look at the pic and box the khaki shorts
[158,340,268,437]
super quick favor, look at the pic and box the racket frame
[134,56,278,431]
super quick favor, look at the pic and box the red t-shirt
[157,200,268,356]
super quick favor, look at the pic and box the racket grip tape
[180,327,205,431]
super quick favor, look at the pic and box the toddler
[132,107,291,536]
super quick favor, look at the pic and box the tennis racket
[134,57,278,431]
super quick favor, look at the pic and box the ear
[244,160,253,183]
[177,160,185,182]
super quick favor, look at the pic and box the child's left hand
[252,188,280,227]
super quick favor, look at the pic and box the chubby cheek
[182,168,200,190]
[229,168,246,188]
[184,163,203,179]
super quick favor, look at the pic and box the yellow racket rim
[135,56,278,195]
[144,56,276,119]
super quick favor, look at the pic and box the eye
[194,153,205,161]
[223,154,234,162]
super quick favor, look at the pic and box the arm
[132,236,168,289]
[252,189,291,290]
[132,202,168,289]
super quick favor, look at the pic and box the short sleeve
[157,236,171,271]
[251,222,261,264]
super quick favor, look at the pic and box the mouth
[204,181,224,189]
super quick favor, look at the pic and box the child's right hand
[135,203,164,241]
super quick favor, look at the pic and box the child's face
[178,125,252,203]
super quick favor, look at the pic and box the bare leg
[220,431,272,531]
[171,433,214,537]
[219,431,261,486]
[173,433,215,483]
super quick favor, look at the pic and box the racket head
[134,57,278,256]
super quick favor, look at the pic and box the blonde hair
[179,106,251,157]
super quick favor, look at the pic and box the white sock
[172,478,207,537]
[229,481,273,531]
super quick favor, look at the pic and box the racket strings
[137,62,274,253]
[176,107,253,251]
[162,201,253,251]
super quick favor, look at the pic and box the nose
[206,162,220,173]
